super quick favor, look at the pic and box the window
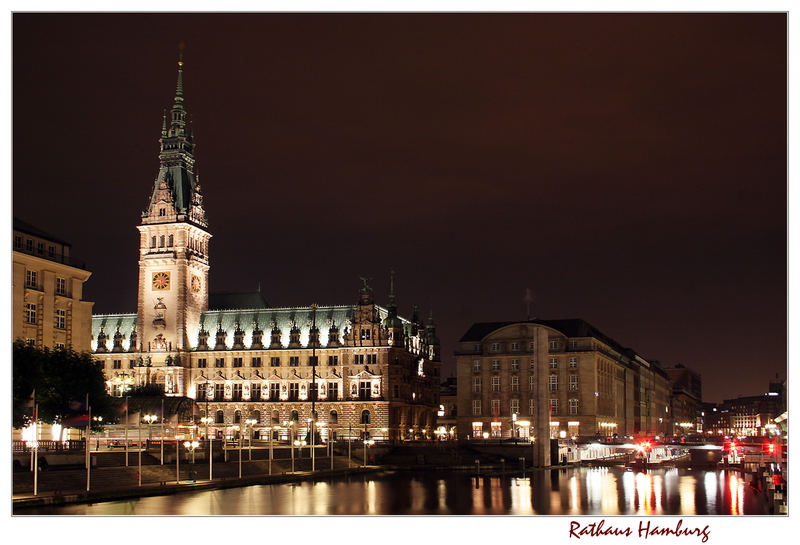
[270,383,280,399]
[197,358,207,368]
[472,376,482,393]
[354,354,365,365]
[549,375,558,392]
[511,342,520,351]
[215,410,224,424]
[25,270,38,288]
[251,357,261,368]
[360,329,371,340]
[232,383,242,401]
[329,382,339,400]
[393,384,399,398]
[490,343,499,352]
[550,399,559,415]
[529,399,535,416]
[54,309,66,329]
[252,383,262,400]
[26,239,33,251]
[511,359,519,370]
[491,376,500,392]
[361,410,371,425]
[289,383,299,400]
[197,383,208,400]
[151,236,156,248]
[492,359,501,371]
[366,354,377,364]
[234,410,242,424]
[291,410,299,422]
[215,358,224,368]
[530,359,535,370]
[214,383,224,401]
[112,359,121,369]
[309,356,319,366]
[359,381,371,400]
[159,235,165,247]
[37,242,44,254]
[511,375,519,392]
[569,357,578,369]
[549,358,559,369]
[328,355,339,366]
[472,399,482,416]
[55,343,65,350]
[168,234,174,247]
[549,340,559,350]
[270,357,281,367]
[55,277,66,296]
[472,360,481,372]
[233,357,243,368]
[528,341,535,351]
[159,208,166,216]
[289,356,299,367]
[24,303,36,324]
[510,399,520,415]
[569,399,579,415]
[491,399,500,417]
[330,410,338,424]
[48,245,55,257]
[14,235,21,248]
[529,376,535,391]
[569,375,578,391]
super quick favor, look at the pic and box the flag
[69,398,88,412]
[116,398,129,416]
[64,413,90,427]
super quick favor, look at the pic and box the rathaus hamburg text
[91,59,442,443]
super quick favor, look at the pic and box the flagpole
[138,413,142,487]
[124,396,129,466]
[86,400,91,491]
[160,398,164,465]
[33,403,38,496]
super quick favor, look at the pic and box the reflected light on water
[622,471,635,513]
[601,472,619,515]
[704,472,717,511]
[569,475,581,515]
[679,476,696,514]
[635,472,653,515]
[510,478,533,514]
[653,474,663,513]
[728,473,745,516]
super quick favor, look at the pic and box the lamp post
[310,304,318,472]
[234,425,242,479]
[92,416,103,451]
[201,416,213,481]
[184,440,199,464]
[266,426,273,475]
[144,414,157,455]
[176,437,180,484]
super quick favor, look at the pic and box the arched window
[291,410,299,422]
[215,410,224,424]
[234,410,242,424]
[159,235,165,247]
[330,410,338,424]
[168,234,174,247]
[361,409,371,425]
[199,410,206,420]
[271,410,280,424]
[252,410,261,424]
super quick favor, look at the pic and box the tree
[13,341,115,431]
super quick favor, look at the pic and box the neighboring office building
[91,59,442,442]
[704,385,785,437]
[13,218,94,351]
[454,319,672,443]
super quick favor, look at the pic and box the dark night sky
[13,13,786,403]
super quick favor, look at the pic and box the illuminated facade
[13,218,94,351]
[455,320,672,441]
[91,59,442,441]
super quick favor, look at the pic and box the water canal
[17,467,771,516]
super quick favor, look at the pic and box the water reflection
[17,467,770,516]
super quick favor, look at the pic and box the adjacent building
[455,319,673,443]
[703,380,786,437]
[13,218,94,351]
[91,59,442,442]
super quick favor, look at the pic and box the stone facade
[91,59,441,441]
[455,320,673,443]
[12,218,94,351]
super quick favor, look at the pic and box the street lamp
[200,416,213,481]
[144,414,157,456]
[265,426,273,475]
[184,440,199,464]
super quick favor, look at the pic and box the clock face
[191,275,202,293]
[152,272,170,290]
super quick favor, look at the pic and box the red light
[772,474,782,486]
[768,443,775,453]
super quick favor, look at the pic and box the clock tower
[136,55,210,389]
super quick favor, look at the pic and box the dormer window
[232,324,245,349]
[197,328,209,350]
[327,325,340,347]
[215,327,227,350]
[360,329,371,340]
[251,325,263,349]
[96,329,108,353]
[288,326,301,348]
[308,326,320,348]
[270,327,282,348]
[112,330,124,352]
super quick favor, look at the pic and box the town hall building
[91,58,442,443]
